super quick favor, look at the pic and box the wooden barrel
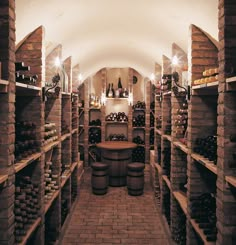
[127,162,145,196]
[91,162,109,195]
[102,149,132,186]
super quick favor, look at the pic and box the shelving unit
[149,28,231,244]
[0,18,81,244]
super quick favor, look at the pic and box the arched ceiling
[15,0,218,79]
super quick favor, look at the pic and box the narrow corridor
[61,167,172,245]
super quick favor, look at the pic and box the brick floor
[61,167,172,245]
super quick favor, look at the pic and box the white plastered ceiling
[15,0,218,80]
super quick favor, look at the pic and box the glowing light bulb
[172,55,178,66]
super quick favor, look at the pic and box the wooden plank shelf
[173,191,187,215]
[162,175,171,190]
[14,152,41,173]
[225,175,236,188]
[61,132,71,142]
[226,76,236,91]
[88,125,101,128]
[155,128,162,135]
[61,170,71,188]
[154,162,162,174]
[43,140,60,153]
[0,174,8,185]
[16,82,41,95]
[191,153,217,175]
[44,190,60,214]
[18,217,41,245]
[71,128,78,134]
[190,219,215,245]
[173,141,188,154]
[71,161,78,173]
[191,81,218,95]
[163,134,172,142]
[133,126,145,130]
[0,79,9,93]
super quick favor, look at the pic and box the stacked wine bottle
[15,121,40,162]
[44,161,59,204]
[132,101,146,109]
[105,112,128,122]
[190,193,217,242]
[133,114,145,127]
[15,176,40,243]
[132,146,145,163]
[108,134,127,141]
[175,101,188,141]
[194,135,217,164]
[44,122,58,146]
[163,146,171,178]
[89,128,101,144]
[15,62,38,86]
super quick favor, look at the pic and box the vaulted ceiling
[15,0,218,79]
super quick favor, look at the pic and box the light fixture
[128,92,133,106]
[101,91,106,106]
[172,55,178,66]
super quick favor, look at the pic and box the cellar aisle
[60,167,172,245]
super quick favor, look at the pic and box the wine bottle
[15,62,30,71]
[108,83,113,98]
[111,83,115,97]
[106,83,111,97]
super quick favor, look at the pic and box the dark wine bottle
[230,134,236,142]
[15,62,30,71]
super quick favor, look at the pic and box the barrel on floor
[91,162,109,195]
[127,162,145,196]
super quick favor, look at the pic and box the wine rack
[0,24,81,244]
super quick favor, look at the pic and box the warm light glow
[55,57,61,67]
[101,92,106,105]
[172,55,178,66]
[128,92,133,105]
[150,73,155,81]
[78,73,83,81]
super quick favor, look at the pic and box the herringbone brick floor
[61,167,171,245]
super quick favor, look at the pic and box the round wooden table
[96,141,137,186]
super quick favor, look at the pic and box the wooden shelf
[154,162,162,174]
[0,79,9,93]
[44,190,60,214]
[71,161,78,173]
[106,97,128,100]
[190,219,215,245]
[14,152,41,173]
[16,82,41,95]
[88,125,101,128]
[61,170,71,188]
[226,76,236,91]
[71,128,78,134]
[0,174,8,185]
[61,132,71,142]
[133,126,145,129]
[155,128,162,135]
[191,81,218,95]
[173,140,189,154]
[173,191,187,215]
[162,175,171,190]
[163,134,172,142]
[43,140,60,153]
[89,107,101,110]
[191,153,217,175]
[225,175,236,188]
[18,217,41,245]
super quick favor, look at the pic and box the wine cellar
[0,0,236,244]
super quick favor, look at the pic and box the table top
[96,141,137,150]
